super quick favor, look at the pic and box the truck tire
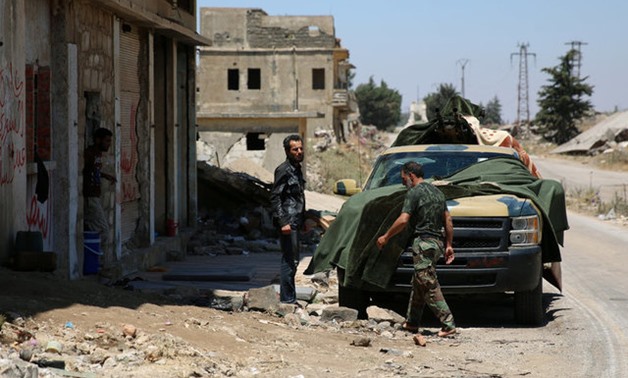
[514,274,544,326]
[337,269,369,319]
[338,284,369,319]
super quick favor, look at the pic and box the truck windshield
[364,151,514,190]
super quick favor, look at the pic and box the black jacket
[271,159,306,228]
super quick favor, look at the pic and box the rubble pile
[0,312,240,377]
[1,274,430,378]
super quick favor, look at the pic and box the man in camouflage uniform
[271,135,306,304]
[376,161,456,346]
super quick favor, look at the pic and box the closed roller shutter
[119,28,141,241]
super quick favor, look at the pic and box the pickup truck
[343,144,550,324]
[307,97,567,326]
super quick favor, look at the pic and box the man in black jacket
[271,135,305,304]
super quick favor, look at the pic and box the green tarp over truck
[305,96,568,290]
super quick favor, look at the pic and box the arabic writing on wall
[0,62,26,186]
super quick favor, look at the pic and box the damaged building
[196,8,355,174]
[552,111,628,155]
[1,0,208,279]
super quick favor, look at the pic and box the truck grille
[451,217,509,253]
[392,217,510,289]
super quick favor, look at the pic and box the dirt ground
[1,259,586,378]
[3,134,620,377]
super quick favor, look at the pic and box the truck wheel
[337,268,369,319]
[514,274,544,326]
[338,284,369,319]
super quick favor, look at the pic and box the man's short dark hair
[283,134,302,152]
[94,128,113,140]
[401,161,424,178]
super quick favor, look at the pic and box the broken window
[308,25,320,37]
[248,68,261,90]
[228,69,239,90]
[312,68,325,90]
[246,133,266,150]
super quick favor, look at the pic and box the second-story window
[312,68,325,90]
[228,69,239,90]
[248,68,261,90]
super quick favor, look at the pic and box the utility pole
[511,43,535,137]
[565,40,587,79]
[457,59,469,98]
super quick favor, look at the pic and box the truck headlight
[510,215,540,246]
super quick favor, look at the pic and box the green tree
[482,96,503,125]
[535,49,594,144]
[423,83,459,121]
[354,77,402,130]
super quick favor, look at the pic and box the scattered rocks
[246,285,279,312]
[321,306,359,323]
[122,324,137,338]
[350,337,372,347]
[366,305,405,325]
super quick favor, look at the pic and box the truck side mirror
[333,179,362,196]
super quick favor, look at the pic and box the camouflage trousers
[406,238,456,331]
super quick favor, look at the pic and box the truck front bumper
[390,245,542,294]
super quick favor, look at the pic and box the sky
[197,1,628,123]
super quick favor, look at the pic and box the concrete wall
[201,8,336,49]
[24,0,55,253]
[200,8,249,47]
[0,0,27,260]
[197,8,344,137]
[198,51,332,114]
[1,0,202,278]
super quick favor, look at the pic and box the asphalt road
[561,211,628,377]
[533,156,628,376]
[533,155,628,203]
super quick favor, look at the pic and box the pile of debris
[552,111,628,155]
[0,274,425,377]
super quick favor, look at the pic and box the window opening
[228,69,239,90]
[247,68,261,90]
[312,68,325,90]
[246,132,266,150]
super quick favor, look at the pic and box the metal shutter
[119,28,141,241]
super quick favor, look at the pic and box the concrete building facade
[196,8,353,173]
[1,0,208,279]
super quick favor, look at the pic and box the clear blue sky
[197,1,628,123]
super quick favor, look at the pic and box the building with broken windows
[1,0,207,279]
[196,8,354,173]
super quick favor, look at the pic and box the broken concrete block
[320,306,358,323]
[366,305,405,325]
[271,285,318,303]
[246,285,279,312]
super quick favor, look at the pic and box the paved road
[559,211,628,377]
[532,156,628,376]
[533,155,628,203]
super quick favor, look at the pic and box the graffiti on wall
[26,194,51,240]
[120,99,139,202]
[0,62,26,186]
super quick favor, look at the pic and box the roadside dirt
[1,260,586,378]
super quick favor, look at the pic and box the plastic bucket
[83,231,102,275]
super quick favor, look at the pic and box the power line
[457,59,469,98]
[511,43,536,137]
[565,40,587,79]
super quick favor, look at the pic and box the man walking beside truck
[376,161,456,346]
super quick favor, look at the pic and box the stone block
[247,285,279,311]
